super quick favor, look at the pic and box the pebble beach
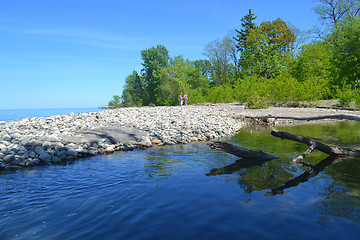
[1,103,359,170]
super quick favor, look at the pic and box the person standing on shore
[184,93,188,105]
[179,93,183,106]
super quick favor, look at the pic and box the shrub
[245,93,270,109]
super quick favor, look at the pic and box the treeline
[109,0,360,108]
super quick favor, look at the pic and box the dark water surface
[1,121,360,240]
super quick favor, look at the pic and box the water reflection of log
[206,158,272,176]
[207,141,280,176]
[270,156,345,195]
[208,129,360,194]
[208,141,279,160]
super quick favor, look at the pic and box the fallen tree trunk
[271,131,360,158]
[245,114,360,125]
[208,141,279,160]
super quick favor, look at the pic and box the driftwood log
[244,114,360,125]
[208,131,360,164]
[271,131,360,160]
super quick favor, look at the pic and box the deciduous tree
[239,18,295,78]
[141,45,170,104]
[313,0,360,26]
[203,35,237,85]
[327,15,360,88]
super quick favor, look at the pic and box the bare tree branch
[292,142,316,163]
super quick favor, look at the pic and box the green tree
[192,59,212,80]
[291,41,331,82]
[327,15,360,89]
[141,45,170,104]
[121,70,146,106]
[108,95,121,107]
[157,56,209,105]
[234,9,257,52]
[203,35,237,85]
[239,18,296,78]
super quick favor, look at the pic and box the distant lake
[0,108,110,121]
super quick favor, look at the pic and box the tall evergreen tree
[234,9,257,52]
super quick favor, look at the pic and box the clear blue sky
[0,0,319,109]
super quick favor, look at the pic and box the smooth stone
[35,146,45,155]
[39,152,51,162]
[151,138,162,144]
[29,151,37,158]
[31,159,40,164]
[11,158,22,166]
[3,155,15,163]
[105,146,115,153]
[51,156,62,163]
[65,150,77,157]
[42,141,53,149]
[138,136,152,147]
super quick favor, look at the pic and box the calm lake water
[0,108,109,121]
[1,121,360,240]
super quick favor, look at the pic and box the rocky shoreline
[1,103,359,170]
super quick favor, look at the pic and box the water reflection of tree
[315,158,360,223]
[209,123,360,194]
[213,126,316,193]
[237,161,297,193]
[143,146,186,181]
[314,183,360,223]
[207,123,360,221]
[143,143,208,181]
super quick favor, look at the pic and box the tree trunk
[271,131,360,157]
[244,114,360,125]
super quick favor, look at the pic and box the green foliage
[231,73,329,104]
[141,45,170,105]
[206,85,235,103]
[121,70,146,106]
[245,93,270,109]
[336,85,360,107]
[108,95,121,107]
[234,9,257,52]
[239,18,295,78]
[111,9,360,108]
[327,16,360,89]
[119,46,210,107]
[290,41,330,80]
[203,35,237,85]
